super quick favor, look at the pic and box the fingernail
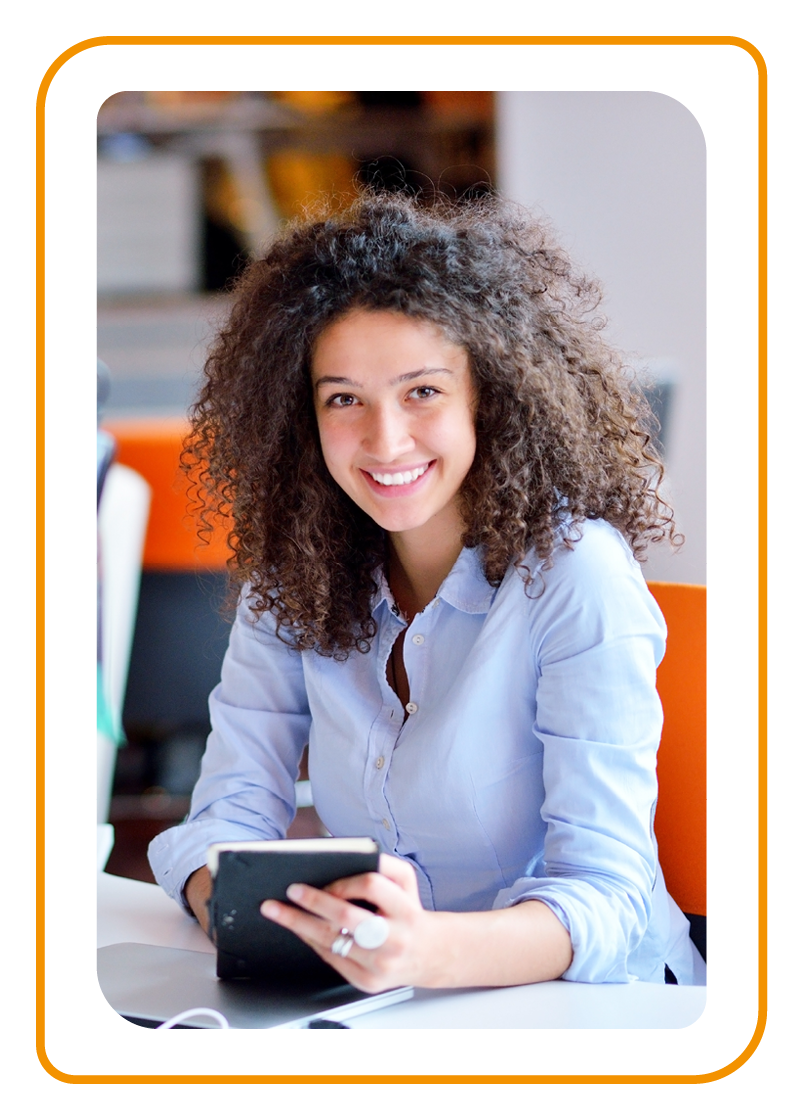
[286,883,304,902]
[261,901,280,919]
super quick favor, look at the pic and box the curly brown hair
[186,191,678,657]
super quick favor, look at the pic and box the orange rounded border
[36,35,767,1085]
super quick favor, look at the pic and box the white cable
[156,1007,230,1029]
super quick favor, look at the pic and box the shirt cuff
[494,876,650,983]
[148,817,282,915]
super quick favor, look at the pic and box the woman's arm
[147,591,312,913]
[260,854,572,991]
[184,866,213,935]
[493,524,668,983]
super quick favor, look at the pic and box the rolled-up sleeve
[493,528,667,982]
[148,592,312,910]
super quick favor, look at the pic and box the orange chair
[647,581,706,956]
[100,419,234,739]
[102,418,232,572]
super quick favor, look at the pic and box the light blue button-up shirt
[149,519,693,984]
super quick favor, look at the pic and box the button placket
[402,609,432,719]
[369,720,397,839]
[371,596,433,841]
[364,608,405,828]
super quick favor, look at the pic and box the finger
[262,881,369,941]
[260,898,392,993]
[378,853,420,890]
[260,896,339,953]
[326,857,420,901]
[324,870,417,917]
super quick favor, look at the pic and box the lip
[360,461,435,496]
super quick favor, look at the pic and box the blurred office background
[97,90,705,880]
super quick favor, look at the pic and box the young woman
[149,192,695,990]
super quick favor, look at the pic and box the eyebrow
[313,367,456,390]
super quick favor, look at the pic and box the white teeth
[369,465,428,486]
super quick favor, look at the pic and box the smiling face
[311,309,477,546]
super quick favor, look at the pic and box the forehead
[311,309,469,378]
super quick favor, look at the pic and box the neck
[387,509,465,619]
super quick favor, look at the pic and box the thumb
[378,853,420,893]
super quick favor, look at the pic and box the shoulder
[501,518,643,599]
[228,584,305,659]
[545,518,643,590]
[499,520,665,650]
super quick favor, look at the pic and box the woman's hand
[259,854,443,992]
[260,853,573,991]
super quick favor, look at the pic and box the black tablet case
[209,844,380,984]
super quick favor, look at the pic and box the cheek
[317,421,354,481]
[439,410,477,468]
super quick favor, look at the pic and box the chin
[358,501,431,533]
[367,511,424,533]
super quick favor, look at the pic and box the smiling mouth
[365,463,431,487]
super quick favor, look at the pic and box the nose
[362,403,415,462]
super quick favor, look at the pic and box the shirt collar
[372,569,397,618]
[371,547,495,618]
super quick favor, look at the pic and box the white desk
[98,872,706,1029]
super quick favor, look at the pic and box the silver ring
[330,927,354,958]
[353,914,390,950]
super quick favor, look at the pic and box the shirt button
[382,818,390,830]
[405,701,418,714]
[376,756,385,769]
[412,634,424,646]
